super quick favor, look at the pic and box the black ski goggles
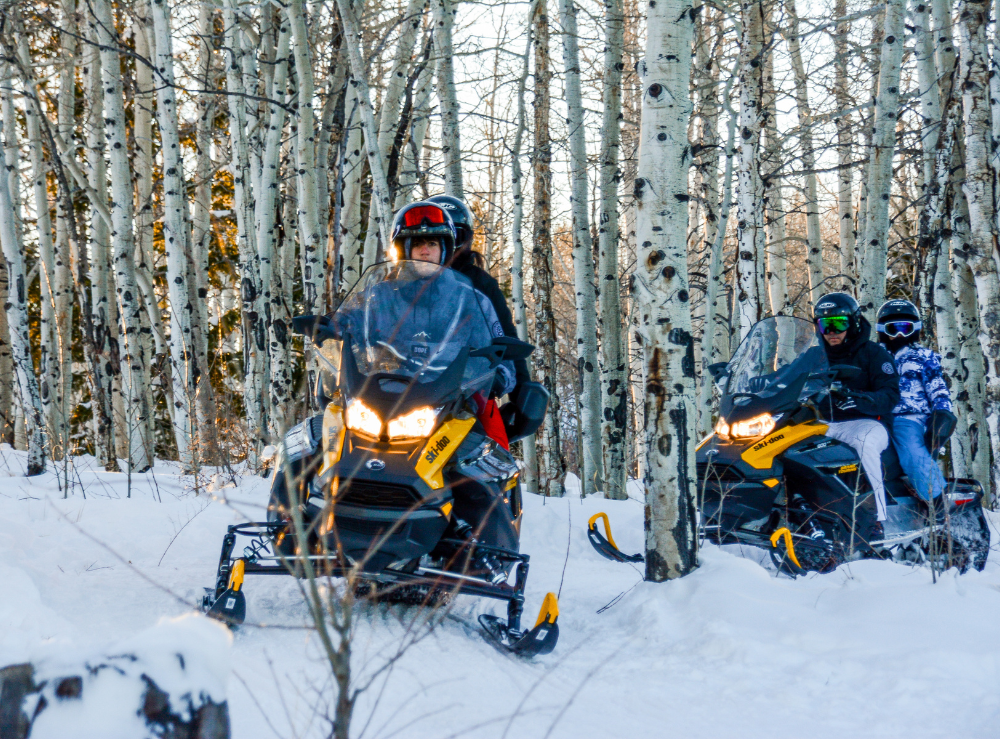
[816,316,851,335]
[877,319,921,337]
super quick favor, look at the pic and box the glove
[925,409,958,452]
[829,384,858,412]
[490,365,515,398]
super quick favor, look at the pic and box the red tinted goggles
[403,205,447,228]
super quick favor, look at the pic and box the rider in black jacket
[814,292,900,527]
[428,195,531,398]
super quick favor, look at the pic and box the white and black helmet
[876,298,922,346]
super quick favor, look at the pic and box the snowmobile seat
[881,442,913,502]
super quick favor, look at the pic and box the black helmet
[427,194,474,251]
[390,201,457,265]
[814,292,861,338]
[876,298,922,350]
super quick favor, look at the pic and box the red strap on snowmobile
[475,394,510,450]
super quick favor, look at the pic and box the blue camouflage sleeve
[922,349,953,412]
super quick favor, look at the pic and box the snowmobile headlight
[387,406,439,439]
[729,413,776,439]
[345,399,382,437]
[714,417,730,439]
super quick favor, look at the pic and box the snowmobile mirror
[470,336,535,366]
[292,314,340,345]
[707,361,729,380]
[830,364,861,380]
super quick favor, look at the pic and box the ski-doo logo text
[752,433,785,452]
[424,436,451,464]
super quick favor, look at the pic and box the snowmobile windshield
[725,316,828,403]
[332,261,497,398]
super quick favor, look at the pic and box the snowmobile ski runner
[587,315,989,576]
[204,261,558,657]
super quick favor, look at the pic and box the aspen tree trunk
[93,0,153,472]
[635,0,697,579]
[833,0,855,291]
[598,0,627,498]
[786,0,824,300]
[360,0,423,266]
[336,0,394,250]
[82,20,120,465]
[339,86,365,289]
[288,0,325,315]
[150,0,196,469]
[133,5,162,450]
[858,0,904,317]
[223,0,268,465]
[318,40,347,299]
[957,0,1000,499]
[393,60,434,209]
[1,75,18,444]
[532,0,564,496]
[0,64,45,475]
[50,0,75,462]
[698,85,738,437]
[192,3,218,461]
[735,0,767,338]
[510,3,538,493]
[559,0,602,494]
[433,0,463,196]
[762,47,789,316]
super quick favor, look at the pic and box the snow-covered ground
[3,446,1000,738]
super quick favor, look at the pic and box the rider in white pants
[813,293,900,527]
[824,419,889,521]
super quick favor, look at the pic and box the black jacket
[452,260,532,392]
[820,316,900,424]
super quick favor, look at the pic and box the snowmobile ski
[587,513,643,564]
[478,592,559,657]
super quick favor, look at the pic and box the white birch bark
[510,4,537,493]
[433,0,463,197]
[858,0,904,316]
[598,0,627,498]
[339,85,365,289]
[0,63,45,475]
[957,0,1000,499]
[288,0,325,315]
[336,0,394,253]
[833,0,855,291]
[735,0,766,338]
[559,0,602,495]
[532,0,564,496]
[1,73,19,444]
[150,0,196,469]
[762,48,789,316]
[635,0,698,579]
[786,0,824,300]
[93,0,153,472]
[361,0,423,267]
[393,60,434,210]
[698,85,738,437]
[223,0,268,465]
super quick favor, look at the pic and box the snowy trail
[2,448,1000,738]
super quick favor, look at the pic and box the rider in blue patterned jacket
[876,299,958,518]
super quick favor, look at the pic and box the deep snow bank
[1,447,999,738]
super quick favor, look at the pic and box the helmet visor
[877,320,921,337]
[403,205,447,228]
[817,316,850,335]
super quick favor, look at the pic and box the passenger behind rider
[876,299,957,521]
[814,293,901,530]
[389,201,517,404]
[427,194,532,402]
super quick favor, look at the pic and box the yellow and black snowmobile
[589,315,989,575]
[204,262,559,656]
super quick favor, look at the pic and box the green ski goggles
[816,316,851,335]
